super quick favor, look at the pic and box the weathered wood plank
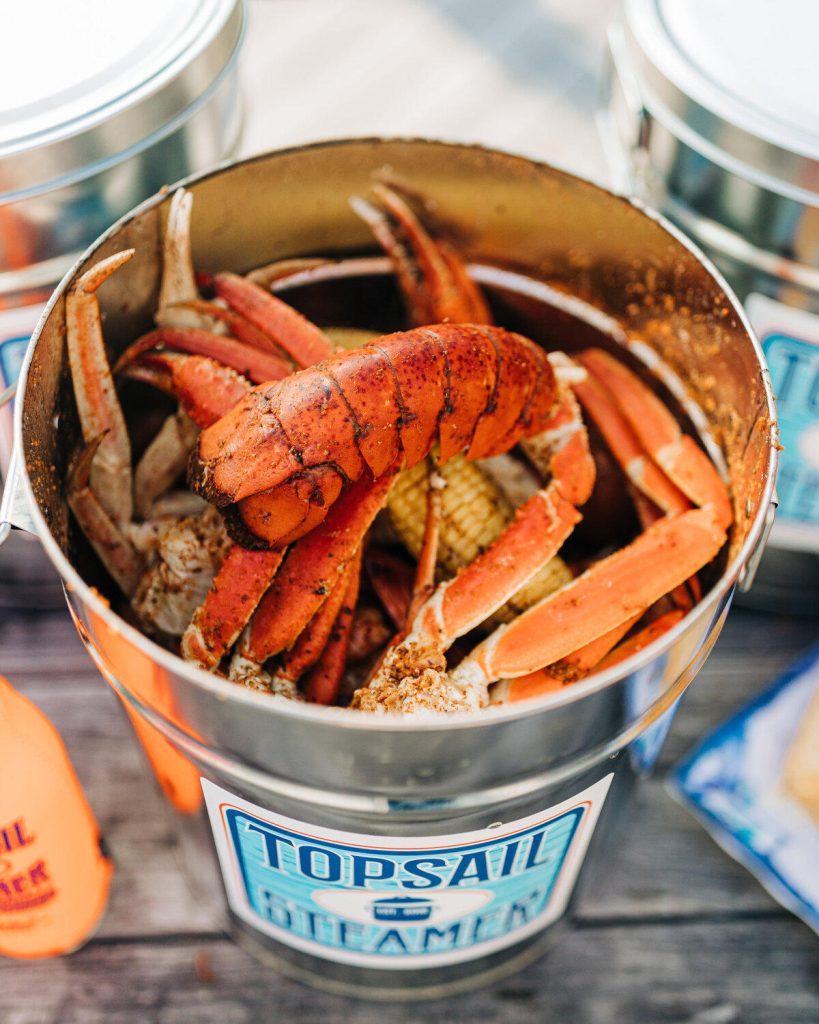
[3,918,817,1024]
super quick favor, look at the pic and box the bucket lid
[0,0,243,201]
[623,0,819,199]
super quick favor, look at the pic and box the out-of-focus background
[238,0,612,180]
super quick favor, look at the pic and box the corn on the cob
[324,326,382,349]
[387,455,571,622]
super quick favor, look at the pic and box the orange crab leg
[67,436,144,597]
[242,468,398,664]
[117,329,292,385]
[627,483,701,614]
[578,349,732,529]
[212,272,333,368]
[66,249,135,526]
[571,367,691,518]
[351,183,492,325]
[411,480,582,648]
[304,551,363,705]
[495,613,643,702]
[596,609,685,673]
[520,363,597,506]
[246,256,330,290]
[453,505,726,688]
[180,547,286,670]
[166,300,294,359]
[276,551,361,685]
[121,352,250,429]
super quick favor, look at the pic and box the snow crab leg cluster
[65,182,732,715]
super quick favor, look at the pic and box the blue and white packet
[669,643,819,936]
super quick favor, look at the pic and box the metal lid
[0,0,243,201]
[624,0,819,201]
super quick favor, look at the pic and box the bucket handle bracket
[0,445,37,545]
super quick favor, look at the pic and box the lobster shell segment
[189,324,557,548]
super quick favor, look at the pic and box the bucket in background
[0,0,244,607]
[0,139,777,997]
[601,0,819,614]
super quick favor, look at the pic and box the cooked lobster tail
[188,324,557,548]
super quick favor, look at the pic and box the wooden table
[3,2,818,1020]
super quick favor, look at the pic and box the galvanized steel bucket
[0,139,777,998]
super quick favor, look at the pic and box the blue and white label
[202,775,612,968]
[747,293,819,552]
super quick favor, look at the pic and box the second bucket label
[202,774,612,968]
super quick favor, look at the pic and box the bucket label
[747,293,819,551]
[202,774,612,969]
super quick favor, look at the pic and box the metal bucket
[600,0,819,614]
[0,139,776,998]
[0,0,244,607]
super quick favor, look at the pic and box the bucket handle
[0,435,37,546]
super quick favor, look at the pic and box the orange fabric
[0,676,112,958]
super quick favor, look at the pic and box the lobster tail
[189,324,557,548]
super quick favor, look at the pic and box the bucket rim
[12,136,779,732]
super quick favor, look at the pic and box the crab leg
[180,547,286,670]
[134,409,200,520]
[165,300,294,358]
[596,609,686,672]
[121,351,250,428]
[412,481,581,650]
[452,505,726,692]
[578,349,732,529]
[350,183,492,325]
[245,256,329,290]
[241,468,398,665]
[304,551,363,705]
[400,360,595,650]
[492,613,643,703]
[117,328,292,385]
[570,365,691,518]
[365,548,415,629]
[348,605,392,662]
[156,189,216,332]
[521,356,597,506]
[67,436,144,597]
[275,553,361,684]
[66,249,135,526]
[211,272,333,367]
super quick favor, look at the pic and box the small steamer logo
[203,776,612,969]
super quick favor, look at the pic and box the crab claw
[67,435,144,597]
[120,351,250,429]
[350,182,492,326]
[66,248,135,526]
